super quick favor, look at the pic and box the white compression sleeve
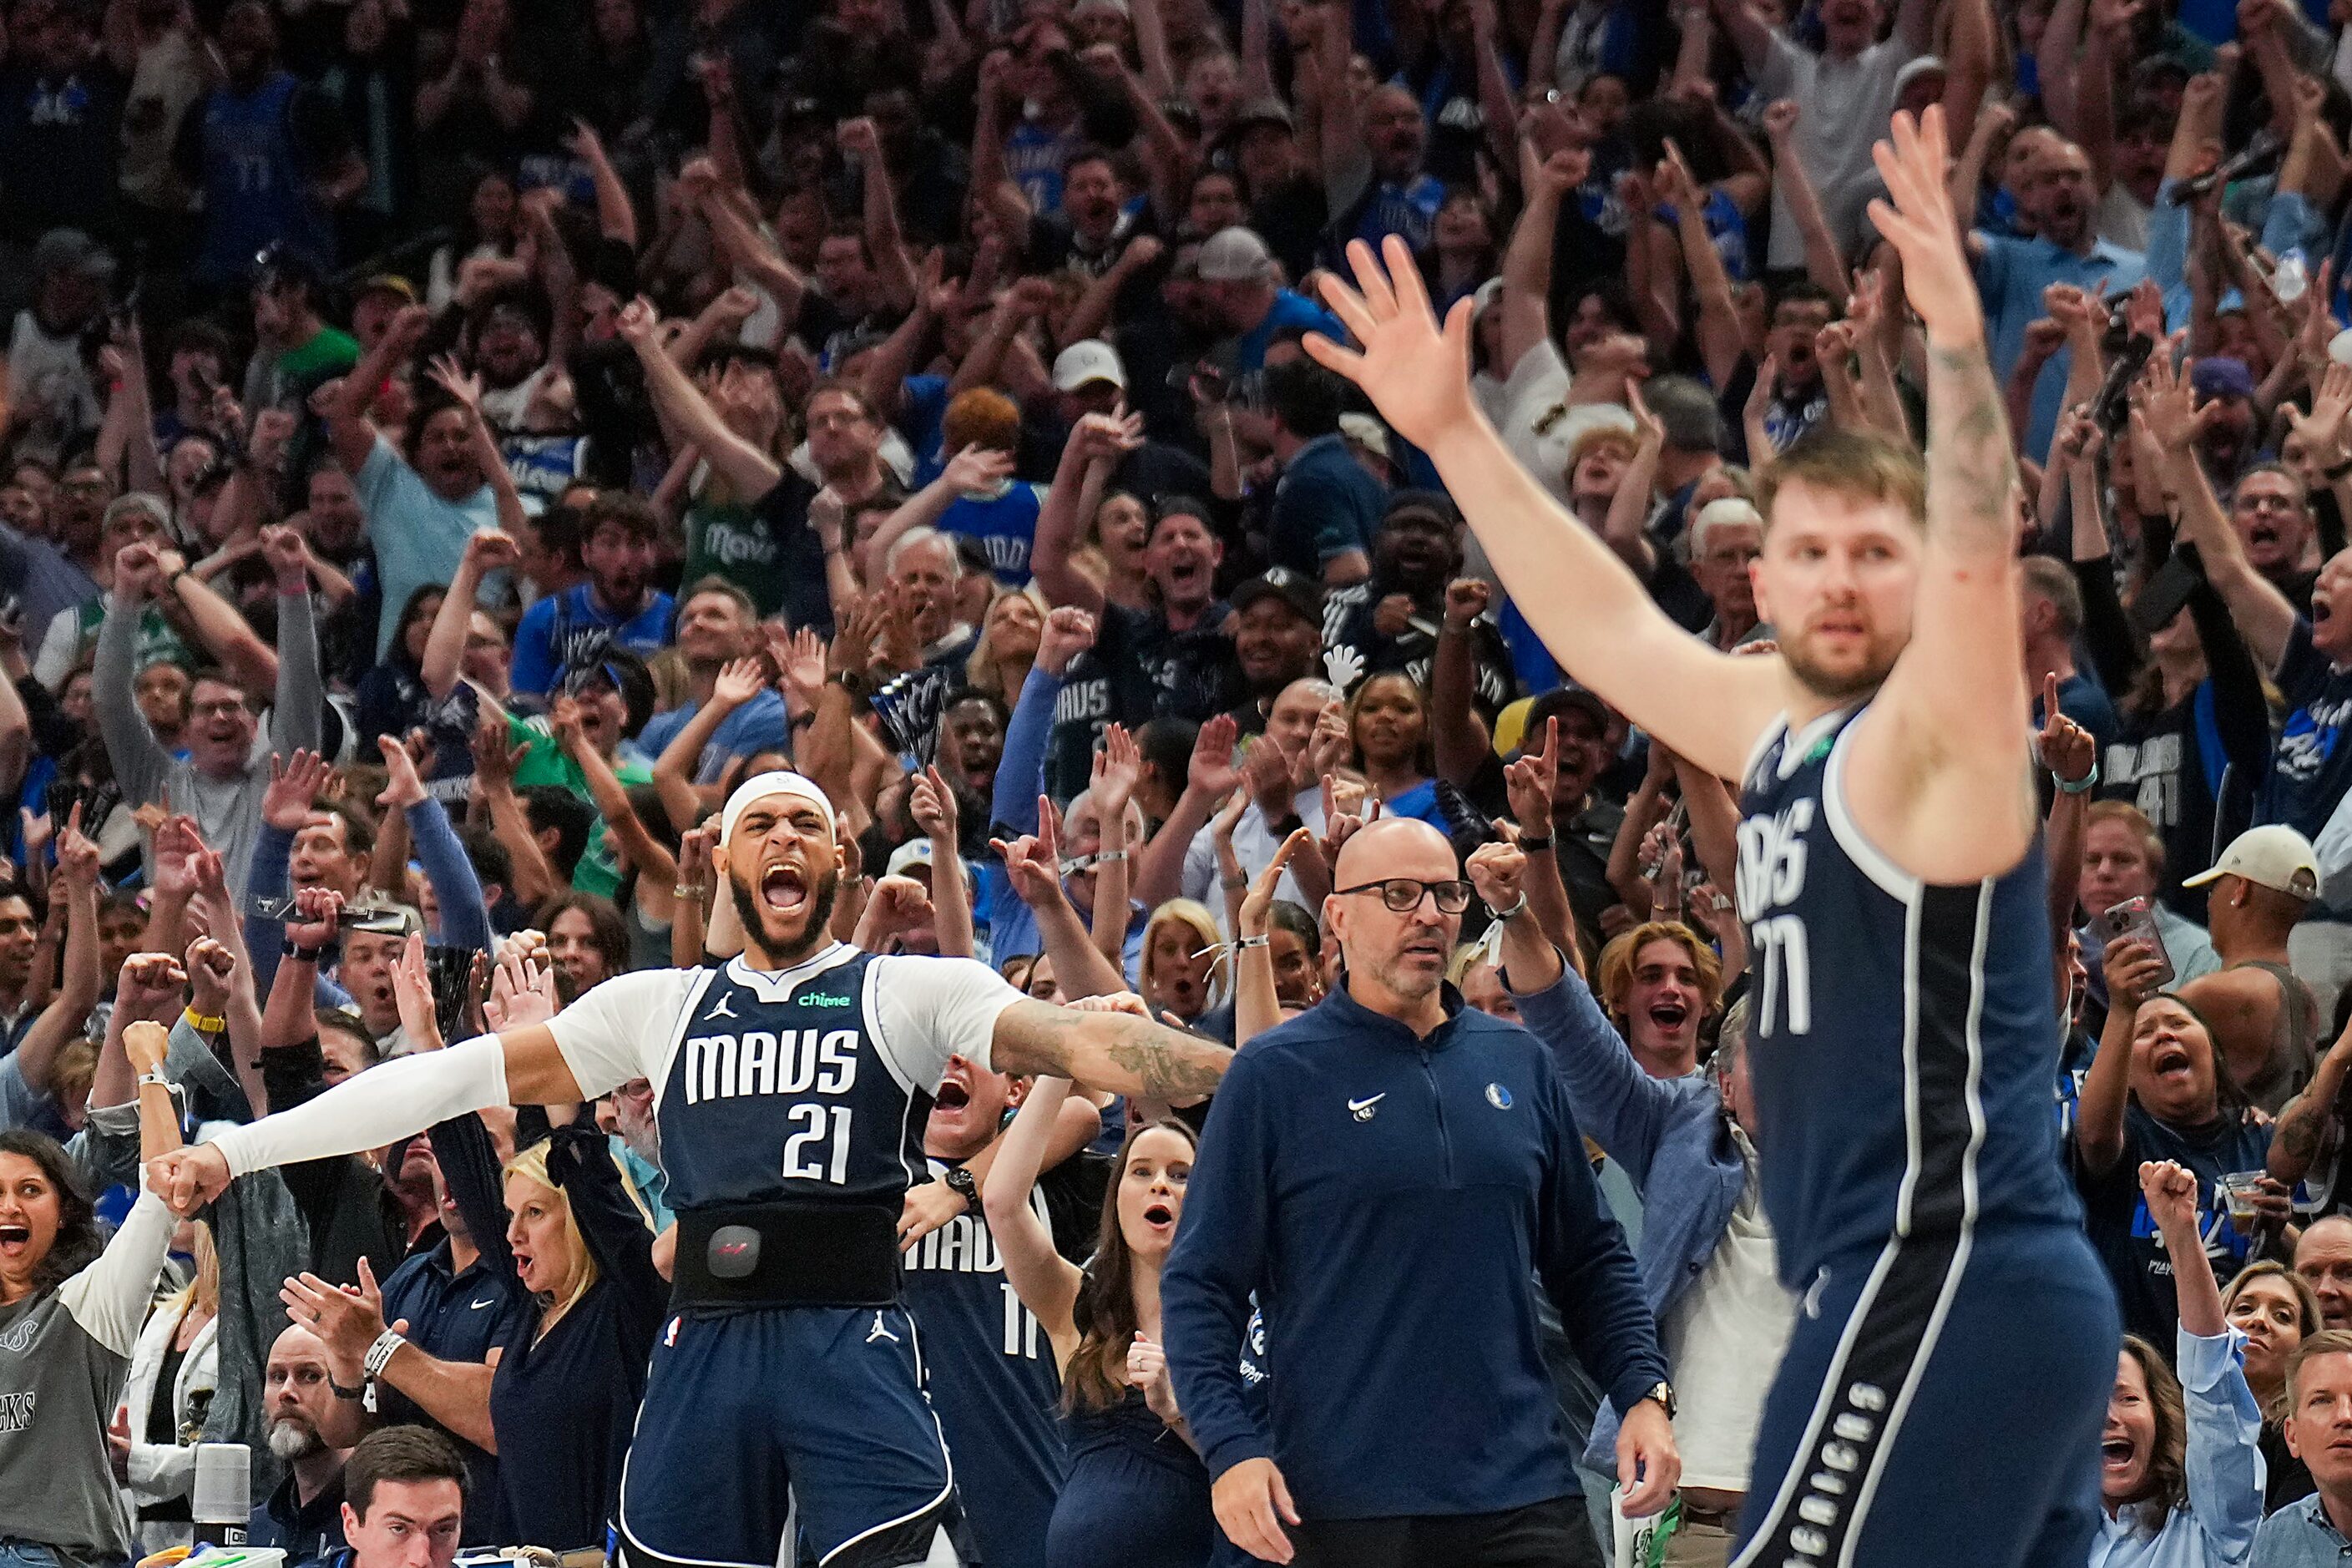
[210,1034,511,1179]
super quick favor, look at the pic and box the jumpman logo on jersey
[706,993,738,1019]
[866,1312,900,1345]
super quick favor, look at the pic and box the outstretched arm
[1305,236,1783,784]
[1845,108,2038,885]
[990,998,1231,1100]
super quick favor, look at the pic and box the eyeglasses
[1336,878,1473,914]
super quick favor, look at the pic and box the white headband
[720,771,837,848]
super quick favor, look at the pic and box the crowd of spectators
[26,0,2352,1562]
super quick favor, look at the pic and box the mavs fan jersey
[1736,706,2084,1286]
[903,1165,1067,1568]
[542,945,1028,1212]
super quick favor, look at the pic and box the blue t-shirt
[1238,291,1346,379]
[356,435,500,660]
[939,481,1049,584]
[1269,432,1384,577]
[636,688,793,784]
[1346,173,1446,254]
[509,584,676,698]
[901,373,952,488]
[2259,616,2352,842]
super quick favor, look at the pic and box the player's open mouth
[2101,1438,2135,1469]
[0,1224,30,1256]
[935,1082,970,1110]
[1142,1204,1174,1227]
[761,867,809,913]
[1648,999,1689,1031]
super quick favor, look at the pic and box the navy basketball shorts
[1732,1224,2120,1568]
[618,1303,960,1568]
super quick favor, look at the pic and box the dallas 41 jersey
[543,944,1027,1211]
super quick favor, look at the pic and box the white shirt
[544,945,1024,1103]
[1180,793,1328,937]
[1660,1130,1797,1491]
[1755,33,1920,270]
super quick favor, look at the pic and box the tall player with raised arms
[145,769,1234,1568]
[1297,110,2120,1564]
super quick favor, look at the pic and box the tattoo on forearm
[1103,1018,1231,1099]
[1013,1005,1232,1098]
[2279,1102,2319,1165]
[1928,343,2021,551]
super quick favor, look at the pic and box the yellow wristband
[183,1007,226,1034]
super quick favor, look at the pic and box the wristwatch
[1644,1380,1677,1420]
[943,1165,979,1205]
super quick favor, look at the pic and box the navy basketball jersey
[902,1167,1069,1568]
[654,949,930,1212]
[1736,706,2083,1286]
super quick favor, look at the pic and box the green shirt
[279,326,361,387]
[682,479,792,620]
[504,714,652,899]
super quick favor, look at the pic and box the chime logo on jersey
[681,1029,859,1104]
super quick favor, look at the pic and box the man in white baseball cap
[2177,825,2324,1111]
[1051,340,1126,420]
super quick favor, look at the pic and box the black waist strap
[673,1202,902,1308]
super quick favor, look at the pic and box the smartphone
[424,944,479,1041]
[248,895,412,934]
[2099,897,2176,989]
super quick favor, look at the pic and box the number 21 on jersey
[781,1105,852,1183]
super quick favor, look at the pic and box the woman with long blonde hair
[114,1220,223,1552]
[282,945,664,1554]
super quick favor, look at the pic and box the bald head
[1326,815,1462,1022]
[2301,1216,2352,1331]
[1332,814,1455,886]
[267,1321,362,1457]
[271,1320,329,1363]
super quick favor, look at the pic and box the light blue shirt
[2252,1492,2352,1565]
[2086,1326,2264,1568]
[1975,231,2147,463]
[356,433,500,659]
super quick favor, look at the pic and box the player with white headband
[149,769,1233,1568]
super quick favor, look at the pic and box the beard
[268,1416,321,1461]
[1780,630,1895,703]
[728,866,842,962]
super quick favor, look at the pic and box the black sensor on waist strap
[674,1202,903,1308]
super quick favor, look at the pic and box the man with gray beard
[247,1323,362,1565]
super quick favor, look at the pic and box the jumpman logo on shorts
[866,1311,900,1345]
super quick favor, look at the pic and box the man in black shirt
[1229,567,1327,735]
[1324,491,1514,716]
[1034,420,1240,797]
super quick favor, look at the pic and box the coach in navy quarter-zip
[1163,816,1674,1568]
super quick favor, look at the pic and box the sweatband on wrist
[210,1032,512,1181]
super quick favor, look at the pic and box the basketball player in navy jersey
[1299,109,2119,1564]
[147,770,1236,1568]
[900,1054,1097,1568]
